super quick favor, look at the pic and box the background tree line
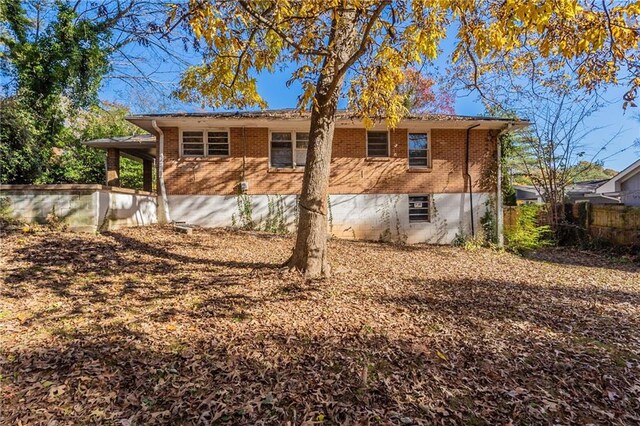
[0,0,183,187]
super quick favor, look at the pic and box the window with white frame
[181,130,229,157]
[182,131,205,156]
[367,131,389,157]
[408,133,429,167]
[207,131,229,156]
[294,132,309,166]
[270,132,293,167]
[270,131,309,168]
[408,195,431,222]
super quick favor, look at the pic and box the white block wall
[168,192,492,244]
[2,188,157,232]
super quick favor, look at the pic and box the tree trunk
[286,92,338,279]
[287,8,358,279]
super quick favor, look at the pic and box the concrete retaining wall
[0,185,157,232]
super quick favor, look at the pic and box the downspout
[495,123,513,248]
[242,126,247,181]
[465,123,481,237]
[151,120,171,224]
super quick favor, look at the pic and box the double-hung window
[367,131,389,157]
[181,130,229,157]
[408,195,431,223]
[270,131,309,168]
[408,133,429,168]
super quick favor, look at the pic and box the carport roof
[84,134,156,161]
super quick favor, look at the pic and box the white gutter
[496,123,513,248]
[151,120,171,224]
[585,192,622,202]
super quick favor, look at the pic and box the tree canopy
[177,1,640,122]
[0,0,178,184]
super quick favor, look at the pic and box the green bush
[0,197,19,229]
[505,205,552,253]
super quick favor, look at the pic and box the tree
[398,68,455,114]
[0,97,44,183]
[176,1,640,279]
[503,91,631,233]
[50,102,146,187]
[516,95,600,228]
[569,161,617,181]
[0,0,184,183]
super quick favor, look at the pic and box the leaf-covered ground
[1,226,639,425]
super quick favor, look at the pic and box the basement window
[408,195,431,223]
[367,131,389,157]
[408,133,430,167]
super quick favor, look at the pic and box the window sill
[407,167,433,173]
[365,157,391,162]
[268,167,305,173]
[178,157,231,162]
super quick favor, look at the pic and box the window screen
[182,131,205,156]
[408,195,431,222]
[207,131,229,156]
[270,132,293,167]
[367,131,389,157]
[408,133,429,167]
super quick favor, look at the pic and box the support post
[143,159,153,192]
[106,148,120,187]
[496,123,512,248]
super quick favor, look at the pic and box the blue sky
[100,33,639,173]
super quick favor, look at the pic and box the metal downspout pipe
[465,123,481,237]
[151,120,171,224]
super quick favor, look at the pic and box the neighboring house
[513,185,543,204]
[566,179,613,204]
[86,110,527,243]
[514,178,626,206]
[594,159,640,206]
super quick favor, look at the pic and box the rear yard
[1,227,639,425]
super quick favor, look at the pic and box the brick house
[87,110,527,243]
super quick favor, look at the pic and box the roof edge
[124,109,529,124]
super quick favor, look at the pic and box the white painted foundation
[168,192,493,244]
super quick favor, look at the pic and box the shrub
[505,205,552,253]
[0,197,19,229]
[231,193,255,231]
[263,195,288,234]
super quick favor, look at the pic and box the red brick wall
[160,126,497,195]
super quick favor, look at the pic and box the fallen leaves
[0,226,639,424]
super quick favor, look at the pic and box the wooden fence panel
[504,204,640,246]
[588,205,640,245]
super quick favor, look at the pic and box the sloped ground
[1,226,639,425]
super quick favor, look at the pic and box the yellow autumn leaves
[175,1,639,125]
